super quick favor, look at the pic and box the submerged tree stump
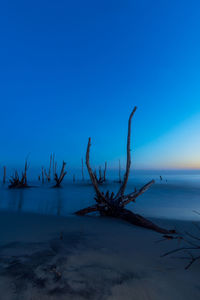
[75,107,176,234]
[9,160,29,189]
[53,161,67,188]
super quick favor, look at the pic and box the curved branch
[115,107,137,199]
[122,180,155,206]
[75,205,98,216]
[54,161,67,187]
[86,138,106,201]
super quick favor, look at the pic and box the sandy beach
[0,211,199,300]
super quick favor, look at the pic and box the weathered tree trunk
[76,205,98,216]
[75,107,176,235]
[75,205,174,234]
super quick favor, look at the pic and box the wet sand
[0,211,199,300]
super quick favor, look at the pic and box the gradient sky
[0,0,200,172]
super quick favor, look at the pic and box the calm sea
[1,172,200,221]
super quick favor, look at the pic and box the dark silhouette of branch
[75,108,174,234]
[115,107,137,199]
[53,161,67,188]
[9,160,30,189]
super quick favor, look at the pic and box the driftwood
[75,107,175,234]
[53,161,67,188]
[9,160,29,189]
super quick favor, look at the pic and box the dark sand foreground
[0,211,199,300]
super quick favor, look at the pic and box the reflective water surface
[1,174,200,221]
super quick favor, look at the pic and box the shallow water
[0,174,200,221]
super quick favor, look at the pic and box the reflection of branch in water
[57,198,62,216]
[18,190,24,212]
[55,189,63,216]
[8,193,17,211]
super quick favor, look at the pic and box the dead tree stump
[9,160,29,189]
[53,161,67,188]
[75,107,176,234]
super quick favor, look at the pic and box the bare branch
[115,107,137,199]
[122,180,155,206]
[86,138,105,201]
[54,161,67,187]
[75,205,98,216]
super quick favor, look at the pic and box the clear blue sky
[0,0,200,171]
